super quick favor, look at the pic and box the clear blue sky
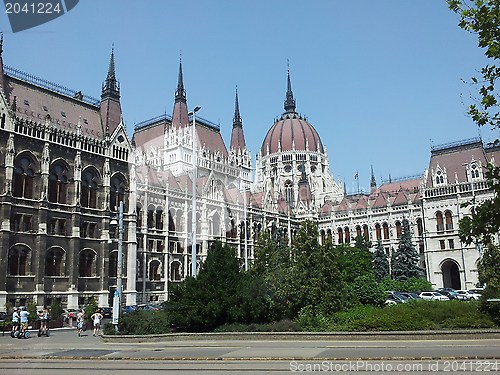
[0,1,494,193]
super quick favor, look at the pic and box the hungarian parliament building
[0,39,493,310]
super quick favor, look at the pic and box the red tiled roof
[5,76,104,139]
[197,124,228,157]
[132,120,165,152]
[426,141,487,187]
[392,189,409,206]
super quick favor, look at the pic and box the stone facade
[0,40,491,311]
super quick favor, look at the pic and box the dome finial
[284,59,296,113]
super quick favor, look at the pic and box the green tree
[448,0,500,292]
[252,229,291,318]
[167,241,275,331]
[350,273,386,307]
[372,240,390,281]
[335,243,373,284]
[287,220,348,316]
[391,219,424,281]
[477,243,500,292]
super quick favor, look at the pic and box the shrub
[50,300,63,321]
[295,305,331,332]
[351,274,386,306]
[115,310,172,335]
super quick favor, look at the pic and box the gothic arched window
[375,223,382,241]
[13,155,36,199]
[436,211,444,232]
[8,247,30,276]
[110,174,127,211]
[395,221,402,239]
[49,161,69,204]
[78,250,95,277]
[81,168,100,208]
[45,248,65,276]
[445,211,453,230]
[171,261,181,281]
[363,225,369,240]
[383,222,389,239]
[149,260,161,281]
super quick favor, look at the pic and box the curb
[101,329,500,343]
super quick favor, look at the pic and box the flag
[354,171,359,179]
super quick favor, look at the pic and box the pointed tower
[100,48,122,137]
[370,165,377,194]
[171,58,189,128]
[230,87,247,152]
[284,67,296,113]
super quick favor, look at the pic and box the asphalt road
[0,328,499,374]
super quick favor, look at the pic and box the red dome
[261,113,324,156]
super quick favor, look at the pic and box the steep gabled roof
[372,192,388,208]
[392,189,409,206]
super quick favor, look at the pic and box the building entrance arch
[441,259,461,290]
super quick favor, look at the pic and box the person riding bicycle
[11,307,19,336]
[19,306,29,338]
[38,307,49,335]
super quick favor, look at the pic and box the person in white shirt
[11,308,19,336]
[91,309,103,337]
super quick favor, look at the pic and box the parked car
[398,292,422,300]
[419,291,450,301]
[385,294,404,305]
[121,305,137,315]
[136,304,160,311]
[436,288,468,301]
[99,307,112,319]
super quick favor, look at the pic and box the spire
[171,55,189,127]
[175,57,186,103]
[100,47,122,137]
[370,165,377,194]
[230,86,247,151]
[233,86,242,127]
[284,61,296,113]
[101,47,120,100]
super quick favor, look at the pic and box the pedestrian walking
[91,309,103,336]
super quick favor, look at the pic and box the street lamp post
[189,106,201,277]
[243,186,248,271]
[110,201,124,331]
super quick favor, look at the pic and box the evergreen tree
[391,219,424,281]
[288,220,347,316]
[252,229,291,318]
[167,241,275,330]
[373,240,390,281]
